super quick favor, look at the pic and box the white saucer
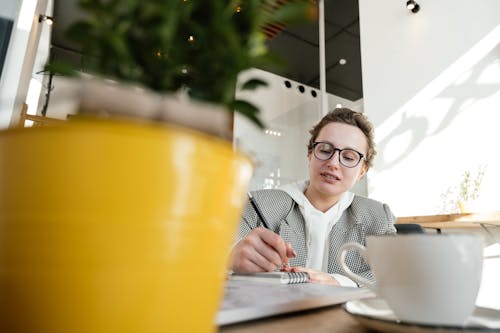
[343,298,500,333]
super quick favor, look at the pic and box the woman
[230,108,396,286]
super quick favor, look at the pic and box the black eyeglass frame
[311,141,365,168]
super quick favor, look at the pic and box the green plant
[459,166,486,202]
[48,0,315,128]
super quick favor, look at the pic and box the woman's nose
[326,150,341,167]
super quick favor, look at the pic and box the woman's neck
[304,186,340,213]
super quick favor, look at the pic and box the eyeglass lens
[313,142,362,168]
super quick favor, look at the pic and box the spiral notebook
[229,271,310,284]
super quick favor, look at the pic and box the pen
[247,192,290,269]
[247,192,270,229]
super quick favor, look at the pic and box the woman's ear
[357,164,368,180]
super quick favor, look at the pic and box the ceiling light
[38,14,54,26]
[265,129,282,137]
[406,0,420,13]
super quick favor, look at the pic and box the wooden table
[219,305,369,333]
[396,212,500,233]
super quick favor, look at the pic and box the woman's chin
[315,183,343,198]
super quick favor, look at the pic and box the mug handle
[338,243,375,288]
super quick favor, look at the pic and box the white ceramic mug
[338,234,483,326]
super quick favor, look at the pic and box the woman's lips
[320,172,340,183]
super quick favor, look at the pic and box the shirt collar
[280,180,354,216]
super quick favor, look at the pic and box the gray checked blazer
[237,189,397,282]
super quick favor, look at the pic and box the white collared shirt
[281,180,357,287]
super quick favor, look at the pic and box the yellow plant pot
[0,118,253,333]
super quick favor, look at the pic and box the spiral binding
[287,272,309,284]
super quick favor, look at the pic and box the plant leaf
[44,62,79,77]
[232,99,265,129]
[240,78,268,91]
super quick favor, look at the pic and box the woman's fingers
[286,242,297,259]
[231,228,289,273]
[257,228,290,264]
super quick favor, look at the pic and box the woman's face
[308,122,368,202]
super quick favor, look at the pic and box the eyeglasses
[312,142,365,168]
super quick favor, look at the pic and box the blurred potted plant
[0,1,314,333]
[48,0,315,134]
[457,166,486,213]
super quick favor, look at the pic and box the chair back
[17,103,65,127]
[395,223,425,234]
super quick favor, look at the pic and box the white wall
[0,2,19,18]
[0,0,50,128]
[359,0,500,216]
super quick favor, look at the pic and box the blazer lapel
[278,205,308,267]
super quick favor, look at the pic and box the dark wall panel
[0,18,14,80]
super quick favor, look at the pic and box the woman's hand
[287,266,340,285]
[230,227,296,273]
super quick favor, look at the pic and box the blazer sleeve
[235,189,294,241]
[236,200,259,241]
